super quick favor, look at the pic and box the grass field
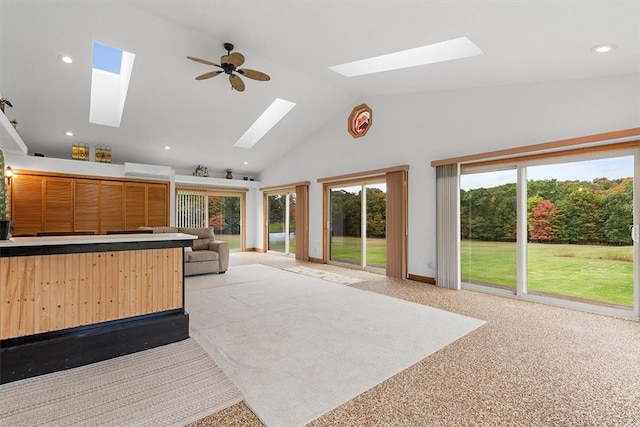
[214,233,241,251]
[330,236,386,268]
[461,240,634,307]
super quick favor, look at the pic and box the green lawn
[461,240,633,307]
[215,233,241,251]
[330,236,386,268]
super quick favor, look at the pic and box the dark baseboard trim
[308,257,324,264]
[0,311,189,384]
[408,273,436,285]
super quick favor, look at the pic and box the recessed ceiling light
[233,98,296,149]
[58,55,73,64]
[65,131,74,136]
[591,44,617,53]
[163,146,171,150]
[329,36,483,77]
[243,161,249,165]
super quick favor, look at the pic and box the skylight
[233,98,296,149]
[89,42,135,127]
[329,37,483,77]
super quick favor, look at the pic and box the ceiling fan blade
[195,70,223,80]
[229,74,245,92]
[237,68,270,81]
[221,52,245,67]
[187,56,221,67]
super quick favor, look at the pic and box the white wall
[258,74,640,278]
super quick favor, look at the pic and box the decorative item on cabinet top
[72,142,90,161]
[0,97,12,114]
[193,165,209,177]
[95,145,112,163]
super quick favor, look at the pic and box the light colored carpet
[0,338,243,427]
[186,264,484,427]
[283,265,365,285]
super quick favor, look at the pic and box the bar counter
[0,233,195,383]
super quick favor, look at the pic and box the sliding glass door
[208,194,242,251]
[460,169,517,289]
[526,156,635,308]
[460,151,638,316]
[329,182,386,270]
[267,192,296,255]
[176,188,245,251]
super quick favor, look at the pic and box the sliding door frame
[176,186,247,251]
[460,146,640,320]
[260,181,310,260]
[319,165,408,278]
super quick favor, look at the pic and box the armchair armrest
[209,240,229,272]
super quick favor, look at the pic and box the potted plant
[0,97,12,114]
[0,149,14,239]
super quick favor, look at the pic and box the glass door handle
[631,225,639,244]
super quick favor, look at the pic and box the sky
[461,156,633,190]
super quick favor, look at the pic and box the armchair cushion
[186,250,219,262]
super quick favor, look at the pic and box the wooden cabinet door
[124,182,147,230]
[74,179,100,234]
[44,177,73,232]
[147,183,168,227]
[11,175,44,236]
[100,181,124,233]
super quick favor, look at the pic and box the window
[176,188,245,251]
[459,150,638,318]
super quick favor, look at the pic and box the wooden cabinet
[75,179,100,233]
[124,183,147,230]
[11,175,44,236]
[44,177,74,232]
[147,184,168,227]
[10,172,169,236]
[100,182,124,234]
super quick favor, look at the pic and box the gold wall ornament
[348,104,372,138]
[72,142,90,161]
[95,145,112,163]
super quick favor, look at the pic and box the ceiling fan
[187,42,270,92]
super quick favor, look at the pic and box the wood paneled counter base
[0,233,195,384]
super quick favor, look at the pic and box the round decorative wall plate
[348,104,372,138]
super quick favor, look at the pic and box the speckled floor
[188,252,640,427]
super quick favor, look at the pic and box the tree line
[461,177,633,245]
[330,188,386,238]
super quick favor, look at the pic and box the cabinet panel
[44,178,74,232]
[11,175,44,236]
[124,183,147,230]
[147,184,168,227]
[10,172,169,235]
[75,180,100,233]
[100,182,124,233]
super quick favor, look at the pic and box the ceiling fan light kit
[188,42,270,92]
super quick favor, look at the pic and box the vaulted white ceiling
[1,0,638,177]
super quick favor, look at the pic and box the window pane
[527,156,634,308]
[330,186,362,265]
[366,183,386,269]
[288,194,296,254]
[268,194,286,253]
[208,195,241,251]
[460,170,517,289]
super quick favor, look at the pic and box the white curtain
[436,163,460,289]
[176,188,208,228]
